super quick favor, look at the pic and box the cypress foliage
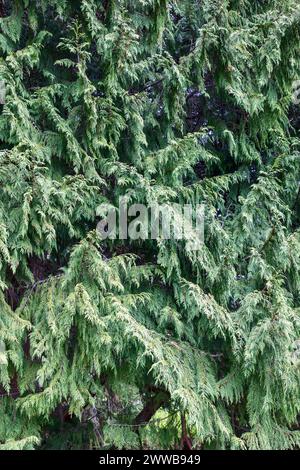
[0,0,300,450]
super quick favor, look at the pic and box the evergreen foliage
[0,0,300,450]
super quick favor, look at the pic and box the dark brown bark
[133,390,169,426]
[180,413,193,450]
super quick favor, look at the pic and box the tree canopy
[0,0,300,450]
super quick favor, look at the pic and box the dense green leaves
[0,0,300,450]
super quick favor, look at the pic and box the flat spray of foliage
[0,0,300,450]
